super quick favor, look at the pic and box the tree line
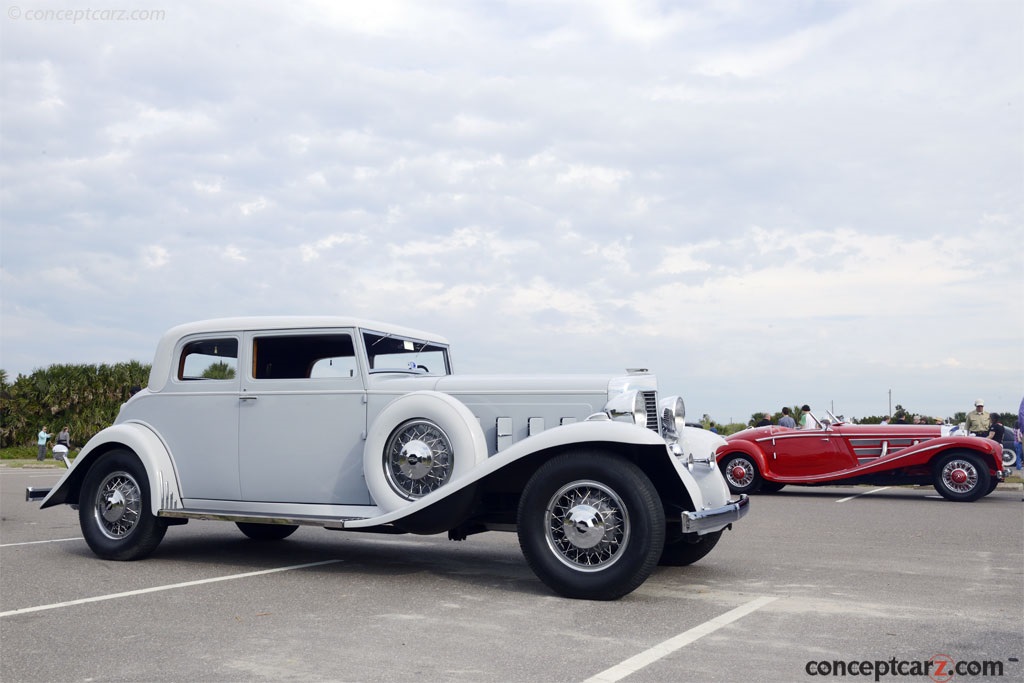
[0,363,151,448]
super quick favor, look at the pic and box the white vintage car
[31,317,748,600]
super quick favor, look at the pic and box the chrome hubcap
[545,480,629,572]
[93,471,142,539]
[725,458,754,488]
[941,459,978,493]
[384,420,453,499]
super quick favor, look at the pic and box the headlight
[659,395,685,441]
[604,390,647,426]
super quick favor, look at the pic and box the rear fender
[40,422,182,515]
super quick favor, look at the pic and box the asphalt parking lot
[2,465,1021,683]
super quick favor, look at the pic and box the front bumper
[681,494,749,534]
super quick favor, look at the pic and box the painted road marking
[836,487,890,502]
[581,596,778,683]
[1,538,82,547]
[0,559,342,618]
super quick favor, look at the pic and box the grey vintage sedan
[30,316,748,600]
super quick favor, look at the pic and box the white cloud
[238,197,269,216]
[299,234,367,262]
[142,245,169,268]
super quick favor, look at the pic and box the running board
[158,508,369,529]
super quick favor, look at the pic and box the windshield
[362,330,451,376]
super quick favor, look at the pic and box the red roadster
[717,412,1006,502]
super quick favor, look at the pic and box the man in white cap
[965,399,990,436]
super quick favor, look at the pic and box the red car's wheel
[720,454,763,494]
[932,452,991,502]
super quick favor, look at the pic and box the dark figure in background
[987,413,1005,445]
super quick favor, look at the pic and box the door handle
[239,395,258,401]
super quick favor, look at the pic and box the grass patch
[1,446,40,460]
[1,445,78,465]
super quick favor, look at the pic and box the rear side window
[179,338,239,380]
[252,334,356,380]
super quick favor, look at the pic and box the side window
[179,338,239,380]
[252,334,356,380]
[362,331,450,375]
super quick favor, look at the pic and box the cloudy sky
[2,0,1021,423]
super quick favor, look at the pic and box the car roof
[148,317,449,391]
[160,316,446,342]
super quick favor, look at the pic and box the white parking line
[1,538,82,547]
[581,596,778,683]
[836,487,890,502]
[0,559,342,618]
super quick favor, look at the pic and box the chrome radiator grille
[642,391,659,432]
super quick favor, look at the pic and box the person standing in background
[779,407,796,429]
[965,399,990,436]
[56,425,71,449]
[986,413,1005,444]
[1016,396,1024,471]
[37,426,52,461]
[799,405,815,429]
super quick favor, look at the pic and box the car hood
[367,373,619,395]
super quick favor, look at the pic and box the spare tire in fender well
[363,391,488,513]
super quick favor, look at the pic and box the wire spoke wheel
[518,451,664,600]
[384,419,454,499]
[92,471,143,540]
[724,458,754,489]
[940,458,978,494]
[720,454,762,494]
[932,451,990,502]
[545,480,629,571]
[79,449,167,560]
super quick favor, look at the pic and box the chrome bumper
[26,487,52,502]
[681,494,749,534]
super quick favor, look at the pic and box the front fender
[40,422,182,515]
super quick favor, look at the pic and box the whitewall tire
[364,391,487,512]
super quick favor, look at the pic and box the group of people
[965,398,1023,471]
[755,405,814,429]
[35,425,71,461]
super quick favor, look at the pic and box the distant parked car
[717,411,1006,502]
[28,316,748,600]
[998,428,1018,468]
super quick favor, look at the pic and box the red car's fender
[847,435,1003,478]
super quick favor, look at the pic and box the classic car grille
[642,391,659,432]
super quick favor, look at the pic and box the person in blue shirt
[37,426,52,461]
[778,407,796,429]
